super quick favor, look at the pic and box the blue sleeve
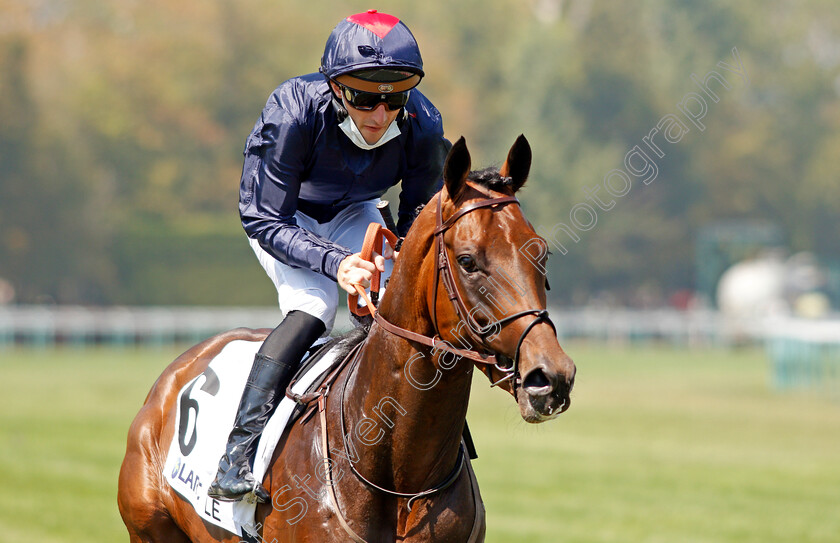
[239,90,352,281]
[397,100,450,237]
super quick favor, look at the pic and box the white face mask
[338,112,402,150]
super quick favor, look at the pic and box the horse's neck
[347,333,473,492]
[344,229,472,491]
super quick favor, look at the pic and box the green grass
[0,348,183,543]
[469,343,840,543]
[1,344,838,542]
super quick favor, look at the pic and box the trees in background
[1,0,838,305]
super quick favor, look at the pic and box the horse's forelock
[467,167,514,192]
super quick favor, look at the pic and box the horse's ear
[444,137,471,202]
[499,134,532,193]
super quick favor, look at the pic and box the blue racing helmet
[320,10,424,93]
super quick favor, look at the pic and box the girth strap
[319,399,367,543]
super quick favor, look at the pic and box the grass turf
[0,343,838,542]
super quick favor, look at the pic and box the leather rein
[352,188,556,391]
[319,188,554,542]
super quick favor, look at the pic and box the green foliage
[110,216,273,305]
[0,1,838,304]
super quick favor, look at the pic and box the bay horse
[118,135,576,542]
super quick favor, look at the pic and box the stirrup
[208,474,270,503]
[243,480,262,505]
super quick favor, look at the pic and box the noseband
[368,188,556,391]
[329,188,557,541]
[430,190,556,389]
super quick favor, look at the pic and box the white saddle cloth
[163,339,340,537]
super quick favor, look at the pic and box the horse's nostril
[522,368,552,396]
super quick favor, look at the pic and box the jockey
[208,10,450,502]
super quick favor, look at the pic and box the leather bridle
[429,189,556,390]
[354,187,556,391]
[326,186,556,542]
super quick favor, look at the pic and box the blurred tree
[0,0,838,306]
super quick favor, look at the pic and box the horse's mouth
[513,362,574,423]
[518,391,571,423]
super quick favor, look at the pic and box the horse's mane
[468,167,513,191]
[404,167,509,227]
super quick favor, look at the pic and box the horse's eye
[457,255,479,273]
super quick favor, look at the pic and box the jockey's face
[331,82,401,145]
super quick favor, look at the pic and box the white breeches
[248,199,393,338]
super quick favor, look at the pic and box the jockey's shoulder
[262,74,331,120]
[404,89,443,131]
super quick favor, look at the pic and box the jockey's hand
[337,253,386,295]
[382,238,399,261]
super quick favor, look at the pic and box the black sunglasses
[339,85,410,111]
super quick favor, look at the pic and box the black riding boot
[207,310,326,502]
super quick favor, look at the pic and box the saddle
[284,329,367,426]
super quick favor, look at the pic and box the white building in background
[717,250,831,320]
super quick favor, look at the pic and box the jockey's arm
[240,108,356,281]
[241,187,353,282]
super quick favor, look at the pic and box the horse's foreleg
[399,468,485,543]
[125,517,192,543]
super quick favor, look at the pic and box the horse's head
[424,135,576,422]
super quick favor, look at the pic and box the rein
[321,187,553,541]
[316,343,478,543]
[350,189,556,389]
